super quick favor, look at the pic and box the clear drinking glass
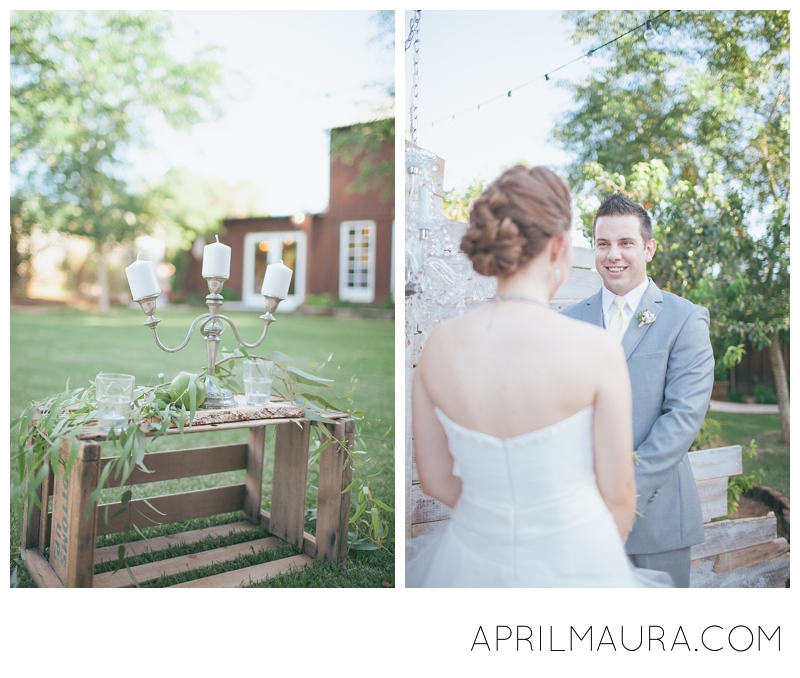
[243,359,274,406]
[95,373,136,432]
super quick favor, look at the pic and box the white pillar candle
[126,253,161,301]
[261,260,293,298]
[418,184,430,219]
[202,235,231,279]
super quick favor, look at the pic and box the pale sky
[403,10,613,246]
[128,10,393,217]
[403,10,594,190]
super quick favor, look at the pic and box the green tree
[442,178,486,222]
[330,11,395,205]
[555,10,789,442]
[10,10,223,311]
[330,119,395,204]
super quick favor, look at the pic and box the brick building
[184,120,394,311]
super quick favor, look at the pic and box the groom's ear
[645,238,657,262]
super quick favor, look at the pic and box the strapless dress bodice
[407,406,672,588]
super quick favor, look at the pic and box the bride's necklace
[489,294,547,307]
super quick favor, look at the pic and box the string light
[430,10,673,127]
[644,19,658,42]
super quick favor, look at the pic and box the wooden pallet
[20,404,355,588]
[688,445,790,587]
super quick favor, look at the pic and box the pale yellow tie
[608,296,628,341]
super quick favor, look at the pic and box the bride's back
[420,301,611,440]
[411,164,637,551]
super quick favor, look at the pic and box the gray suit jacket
[562,280,714,554]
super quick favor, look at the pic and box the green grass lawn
[10,304,395,588]
[706,411,789,496]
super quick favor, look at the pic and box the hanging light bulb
[644,19,658,42]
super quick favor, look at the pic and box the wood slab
[411,519,447,538]
[50,438,102,587]
[411,483,450,526]
[691,513,781,560]
[696,477,729,523]
[20,547,64,588]
[169,553,313,588]
[101,443,249,488]
[316,419,354,563]
[688,445,742,481]
[259,508,317,559]
[76,396,304,441]
[691,551,789,588]
[96,484,246,536]
[269,421,310,549]
[93,521,261,564]
[93,536,282,588]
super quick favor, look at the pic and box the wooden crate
[20,400,354,588]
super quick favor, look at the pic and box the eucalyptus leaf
[287,366,334,386]
[142,497,167,516]
[125,561,140,588]
[350,540,380,551]
[372,498,394,512]
[351,501,368,523]
[300,409,336,425]
[268,351,295,363]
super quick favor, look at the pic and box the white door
[242,231,306,311]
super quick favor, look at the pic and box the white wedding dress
[406,405,672,587]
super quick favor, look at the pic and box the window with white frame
[339,220,376,303]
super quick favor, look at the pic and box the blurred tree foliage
[442,178,486,223]
[330,119,395,204]
[10,10,223,310]
[330,10,395,205]
[555,10,789,441]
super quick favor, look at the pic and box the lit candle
[125,253,161,301]
[202,235,231,279]
[261,260,293,298]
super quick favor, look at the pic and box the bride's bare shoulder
[418,310,482,362]
[428,308,482,338]
[559,313,625,361]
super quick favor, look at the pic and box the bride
[407,165,671,587]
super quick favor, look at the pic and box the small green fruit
[169,372,207,408]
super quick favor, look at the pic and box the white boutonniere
[635,309,656,328]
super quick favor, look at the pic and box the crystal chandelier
[404,143,496,353]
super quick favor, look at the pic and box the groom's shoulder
[659,288,708,316]
[657,289,711,332]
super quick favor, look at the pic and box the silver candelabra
[135,276,284,408]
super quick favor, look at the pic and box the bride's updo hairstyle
[461,165,572,277]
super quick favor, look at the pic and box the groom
[563,194,714,587]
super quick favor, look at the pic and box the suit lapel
[580,290,605,328]
[622,280,664,359]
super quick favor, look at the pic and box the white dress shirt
[601,277,650,331]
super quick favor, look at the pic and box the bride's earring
[554,265,561,283]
